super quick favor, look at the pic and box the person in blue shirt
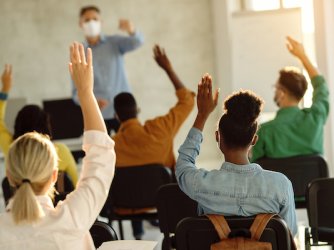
[72,5,144,133]
[175,74,298,236]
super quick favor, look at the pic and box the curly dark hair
[13,105,52,140]
[218,90,263,149]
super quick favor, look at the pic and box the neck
[86,36,101,46]
[279,99,299,108]
[224,150,250,165]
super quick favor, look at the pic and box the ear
[251,134,258,146]
[137,107,141,115]
[52,169,58,184]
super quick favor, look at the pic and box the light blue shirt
[72,32,144,119]
[176,127,298,236]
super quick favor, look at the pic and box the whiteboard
[231,8,302,112]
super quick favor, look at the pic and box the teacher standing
[73,5,144,133]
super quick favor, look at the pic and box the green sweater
[252,75,329,161]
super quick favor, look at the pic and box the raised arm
[153,45,185,90]
[286,36,318,78]
[66,43,115,230]
[116,19,144,54]
[286,36,329,119]
[0,65,14,155]
[69,43,106,133]
[176,74,219,198]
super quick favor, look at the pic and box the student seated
[0,65,78,186]
[251,37,329,161]
[112,45,195,239]
[175,74,297,236]
[0,43,115,250]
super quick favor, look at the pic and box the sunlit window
[282,0,302,8]
[243,0,280,11]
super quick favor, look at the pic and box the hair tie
[22,179,31,184]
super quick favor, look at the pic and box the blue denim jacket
[176,128,298,236]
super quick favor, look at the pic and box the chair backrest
[110,164,172,209]
[176,216,292,250]
[307,178,334,229]
[42,98,83,139]
[157,183,198,234]
[54,171,75,204]
[2,172,74,206]
[1,177,13,206]
[256,155,328,205]
[4,98,27,134]
[90,221,118,248]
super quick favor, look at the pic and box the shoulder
[261,169,292,189]
[53,142,71,153]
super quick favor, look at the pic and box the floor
[0,159,332,250]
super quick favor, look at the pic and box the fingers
[213,88,220,106]
[79,44,87,65]
[68,63,73,77]
[86,48,92,67]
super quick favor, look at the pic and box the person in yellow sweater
[0,64,78,186]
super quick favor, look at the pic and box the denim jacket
[175,128,298,236]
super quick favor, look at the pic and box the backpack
[206,214,277,250]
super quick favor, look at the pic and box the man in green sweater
[251,36,329,161]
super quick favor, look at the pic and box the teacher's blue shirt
[72,32,144,119]
[175,127,298,236]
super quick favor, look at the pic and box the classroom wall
[0,0,222,166]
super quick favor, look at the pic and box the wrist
[1,88,10,94]
[0,92,8,100]
[193,113,209,131]
[77,89,94,98]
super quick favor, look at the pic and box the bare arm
[69,43,106,133]
[153,45,185,90]
[286,36,319,78]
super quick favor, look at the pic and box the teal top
[252,75,329,162]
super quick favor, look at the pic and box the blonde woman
[0,65,79,186]
[0,43,115,249]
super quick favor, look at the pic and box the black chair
[157,183,198,250]
[90,220,118,249]
[1,171,74,206]
[43,98,85,163]
[1,177,13,206]
[101,164,172,240]
[42,98,83,140]
[256,155,329,208]
[305,178,334,249]
[176,216,292,250]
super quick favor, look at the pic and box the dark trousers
[131,220,144,239]
[104,118,120,134]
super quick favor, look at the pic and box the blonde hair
[7,132,58,224]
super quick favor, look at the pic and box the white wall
[0,0,221,166]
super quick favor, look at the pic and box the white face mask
[82,20,101,38]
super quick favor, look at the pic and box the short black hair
[80,5,100,17]
[219,90,263,149]
[13,105,52,140]
[114,93,138,122]
[279,67,308,101]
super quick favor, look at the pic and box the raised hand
[119,19,135,35]
[97,98,109,110]
[197,74,219,117]
[194,74,220,131]
[153,45,173,72]
[1,64,13,93]
[286,36,306,59]
[69,42,93,95]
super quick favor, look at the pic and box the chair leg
[162,236,171,250]
[118,220,124,240]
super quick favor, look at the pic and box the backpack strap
[250,213,277,240]
[206,215,231,240]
